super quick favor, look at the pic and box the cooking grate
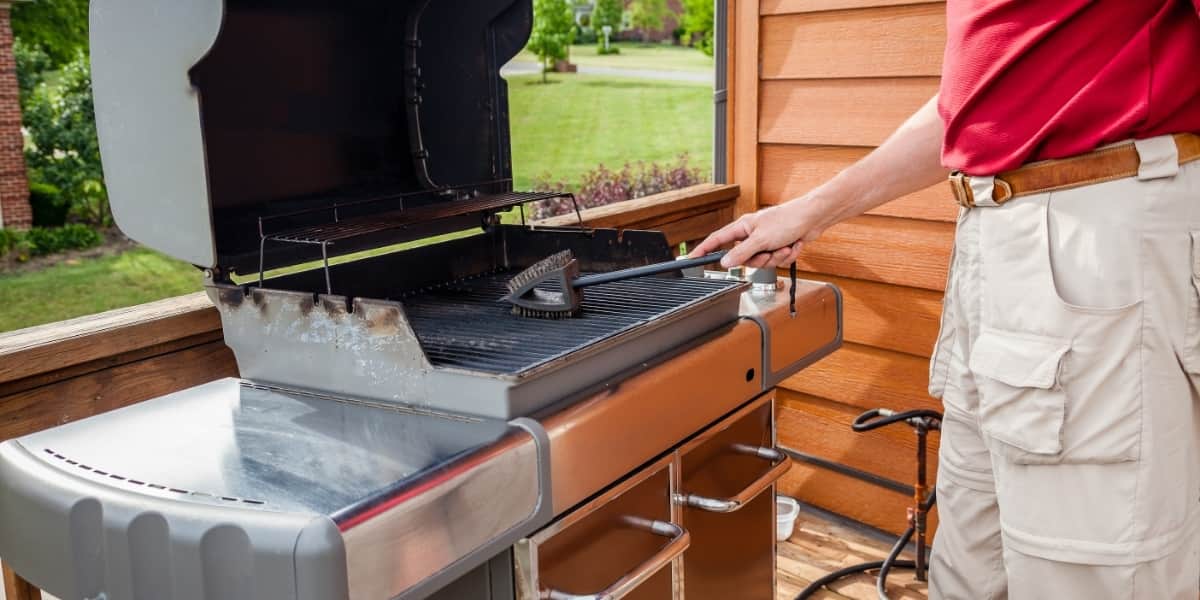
[401,271,742,375]
[254,180,581,293]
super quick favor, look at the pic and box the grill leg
[2,564,42,600]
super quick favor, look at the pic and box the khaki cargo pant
[928,135,1200,599]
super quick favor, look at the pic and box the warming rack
[254,180,582,293]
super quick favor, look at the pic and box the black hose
[853,408,944,432]
[792,524,922,600]
[793,408,941,600]
[876,526,916,600]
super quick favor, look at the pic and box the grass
[0,248,203,332]
[514,42,715,72]
[508,73,712,190]
[0,73,712,334]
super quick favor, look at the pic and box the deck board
[777,505,929,600]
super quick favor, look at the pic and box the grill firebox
[210,224,748,419]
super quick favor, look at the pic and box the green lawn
[0,248,203,332]
[0,73,712,333]
[509,73,712,190]
[515,42,715,72]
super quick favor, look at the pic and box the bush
[529,154,707,219]
[0,229,20,257]
[0,224,103,261]
[681,0,715,56]
[18,46,110,226]
[29,181,68,227]
[575,25,598,45]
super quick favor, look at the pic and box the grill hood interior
[91,0,532,273]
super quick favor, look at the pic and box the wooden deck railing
[0,182,739,600]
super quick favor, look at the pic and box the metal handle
[540,517,690,600]
[572,251,727,288]
[675,445,792,513]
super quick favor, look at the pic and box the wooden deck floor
[777,505,929,600]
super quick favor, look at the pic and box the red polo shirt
[939,0,1200,175]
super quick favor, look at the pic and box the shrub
[0,224,103,261]
[575,25,598,45]
[0,229,20,257]
[681,0,715,56]
[529,154,707,219]
[29,181,68,227]
[19,47,110,226]
[629,0,668,43]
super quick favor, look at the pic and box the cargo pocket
[1184,231,1200,376]
[969,328,1070,461]
[971,325,1143,465]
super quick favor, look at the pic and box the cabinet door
[516,455,687,599]
[677,394,786,600]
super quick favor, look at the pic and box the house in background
[0,1,29,230]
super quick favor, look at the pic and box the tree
[11,0,90,67]
[681,0,714,56]
[19,47,109,226]
[629,0,668,43]
[527,0,576,83]
[592,0,624,52]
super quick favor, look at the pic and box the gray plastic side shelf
[0,440,349,600]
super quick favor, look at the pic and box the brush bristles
[511,306,581,319]
[506,250,575,295]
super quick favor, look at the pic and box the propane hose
[793,407,942,600]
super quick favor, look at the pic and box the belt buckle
[948,171,974,208]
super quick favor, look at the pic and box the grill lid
[91,0,533,272]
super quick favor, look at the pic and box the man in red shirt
[692,1,1200,597]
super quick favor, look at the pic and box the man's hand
[688,200,825,269]
[690,94,950,269]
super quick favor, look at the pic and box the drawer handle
[540,517,689,600]
[675,445,792,513]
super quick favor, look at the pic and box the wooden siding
[728,0,952,534]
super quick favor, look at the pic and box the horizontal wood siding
[759,145,957,222]
[732,1,952,533]
[759,78,941,146]
[760,4,945,79]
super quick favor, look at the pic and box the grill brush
[504,250,728,318]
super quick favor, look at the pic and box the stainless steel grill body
[0,379,551,600]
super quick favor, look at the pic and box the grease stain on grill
[297,294,316,316]
[41,448,267,507]
[216,285,246,308]
[321,296,348,315]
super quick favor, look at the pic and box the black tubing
[852,408,943,432]
[877,526,916,600]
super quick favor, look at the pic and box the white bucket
[776,495,800,541]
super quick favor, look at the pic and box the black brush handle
[573,251,727,288]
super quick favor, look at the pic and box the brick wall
[0,3,29,230]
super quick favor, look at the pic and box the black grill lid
[92,0,535,273]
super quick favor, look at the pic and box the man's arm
[691,95,951,269]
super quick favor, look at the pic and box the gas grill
[0,1,842,599]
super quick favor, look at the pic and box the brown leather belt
[948,132,1200,208]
